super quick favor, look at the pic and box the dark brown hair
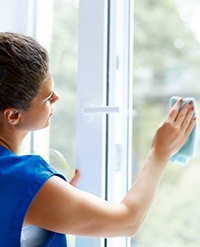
[0,32,49,111]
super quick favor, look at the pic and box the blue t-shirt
[0,145,68,247]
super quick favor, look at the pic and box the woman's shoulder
[0,147,66,183]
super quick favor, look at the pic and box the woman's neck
[0,138,10,150]
[0,119,27,155]
[0,132,26,155]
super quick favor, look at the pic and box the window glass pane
[49,0,79,180]
[133,0,200,246]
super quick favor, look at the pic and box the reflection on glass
[133,0,200,246]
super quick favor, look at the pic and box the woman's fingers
[168,97,184,122]
[184,114,196,137]
[174,101,194,127]
[168,98,196,131]
[69,169,81,187]
[174,100,196,140]
[169,98,196,141]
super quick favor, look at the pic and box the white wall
[0,0,36,35]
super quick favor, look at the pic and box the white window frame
[76,1,133,247]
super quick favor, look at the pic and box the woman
[0,32,196,247]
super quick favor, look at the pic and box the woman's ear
[3,108,21,125]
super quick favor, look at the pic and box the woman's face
[18,72,59,132]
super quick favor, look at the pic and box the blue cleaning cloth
[169,96,198,165]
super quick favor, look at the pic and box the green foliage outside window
[133,0,200,246]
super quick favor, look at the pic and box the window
[133,0,200,246]
[2,1,200,246]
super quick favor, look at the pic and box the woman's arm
[24,98,196,237]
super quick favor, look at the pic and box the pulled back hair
[0,32,49,111]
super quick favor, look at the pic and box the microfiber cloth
[169,96,198,165]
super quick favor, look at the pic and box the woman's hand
[69,169,80,187]
[151,98,196,162]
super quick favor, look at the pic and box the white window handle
[82,100,120,123]
[83,106,120,114]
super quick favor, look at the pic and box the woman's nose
[52,91,59,103]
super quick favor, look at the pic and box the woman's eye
[46,93,54,101]
[47,96,52,101]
